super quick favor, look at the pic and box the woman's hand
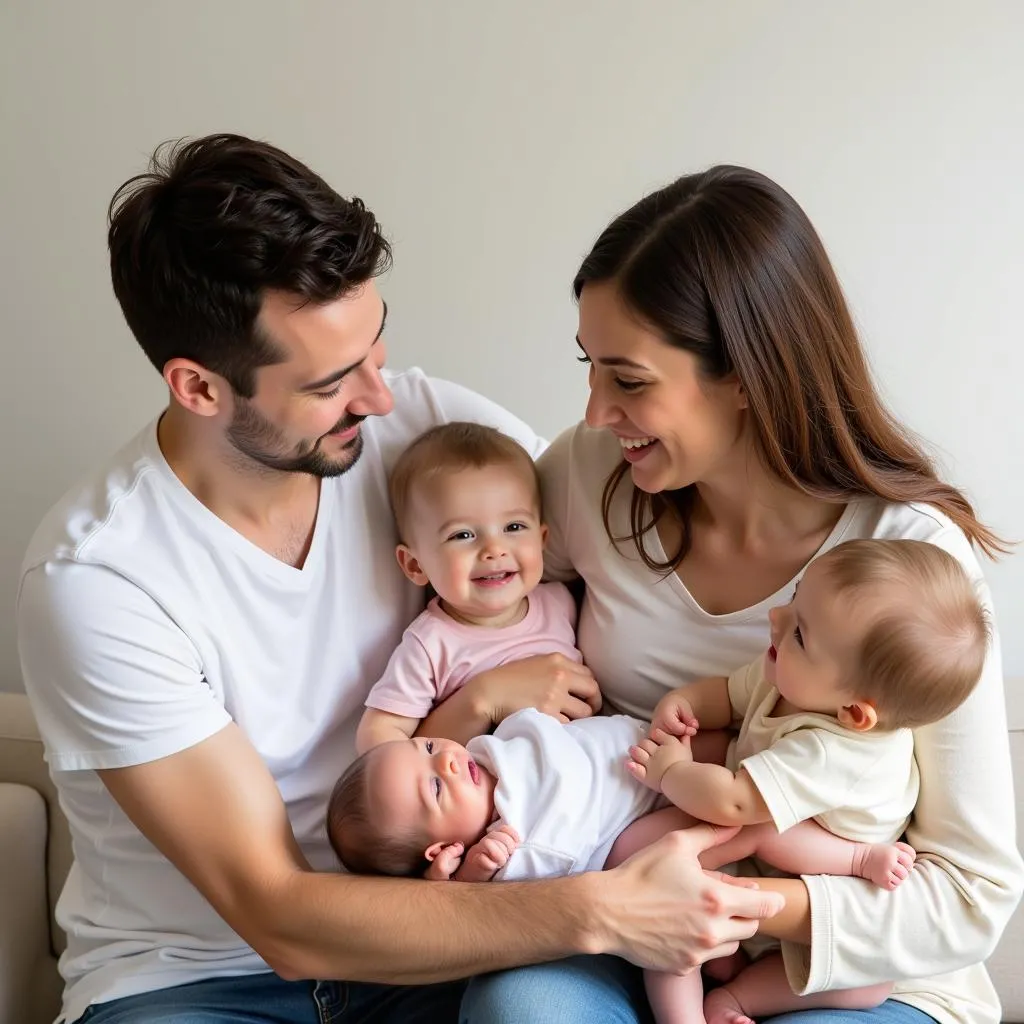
[650,688,699,738]
[473,653,603,726]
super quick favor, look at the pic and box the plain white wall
[1,0,1021,692]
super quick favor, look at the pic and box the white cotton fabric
[468,708,660,879]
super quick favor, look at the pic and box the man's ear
[163,358,227,417]
[838,700,878,732]
[423,841,447,863]
[396,545,430,586]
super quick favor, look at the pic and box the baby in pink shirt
[356,421,594,754]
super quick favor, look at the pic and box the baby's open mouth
[472,571,517,587]
[468,760,480,785]
[767,644,778,662]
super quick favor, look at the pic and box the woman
[462,166,1021,1024]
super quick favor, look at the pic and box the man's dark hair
[108,133,392,397]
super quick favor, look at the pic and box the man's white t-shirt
[468,709,660,880]
[16,368,544,1024]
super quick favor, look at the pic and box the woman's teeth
[619,436,656,450]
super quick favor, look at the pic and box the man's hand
[475,653,602,726]
[650,688,699,739]
[627,727,693,792]
[455,825,520,882]
[597,823,785,973]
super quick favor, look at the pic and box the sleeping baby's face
[367,736,498,858]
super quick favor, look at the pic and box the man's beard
[226,399,365,478]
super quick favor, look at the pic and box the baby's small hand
[627,728,694,791]
[424,842,464,881]
[650,690,699,739]
[455,825,521,882]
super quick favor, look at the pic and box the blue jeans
[73,959,939,1023]
[74,970,464,1023]
[462,958,938,1024]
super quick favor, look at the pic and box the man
[17,134,781,1024]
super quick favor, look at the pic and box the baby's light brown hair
[327,746,433,877]
[816,539,989,730]
[388,422,541,542]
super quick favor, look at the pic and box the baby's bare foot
[854,840,917,889]
[704,986,755,1024]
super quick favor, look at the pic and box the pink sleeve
[364,629,441,718]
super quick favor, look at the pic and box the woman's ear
[838,701,878,732]
[395,545,430,586]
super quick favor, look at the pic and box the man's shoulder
[21,422,161,577]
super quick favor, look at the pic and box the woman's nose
[584,384,611,429]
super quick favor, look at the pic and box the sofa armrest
[0,783,61,1024]
[0,693,73,956]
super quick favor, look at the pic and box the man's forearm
[259,866,603,983]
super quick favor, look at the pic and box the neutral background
[2,1,1021,691]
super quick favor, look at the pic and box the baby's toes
[895,842,917,870]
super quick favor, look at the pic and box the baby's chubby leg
[704,951,891,1024]
[606,807,749,1024]
[699,819,916,891]
[606,809,707,1024]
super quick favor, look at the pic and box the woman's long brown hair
[574,165,1007,571]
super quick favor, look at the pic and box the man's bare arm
[99,723,783,982]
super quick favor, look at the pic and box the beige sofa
[2,687,1023,1024]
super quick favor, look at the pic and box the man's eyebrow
[574,335,648,371]
[298,300,388,393]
